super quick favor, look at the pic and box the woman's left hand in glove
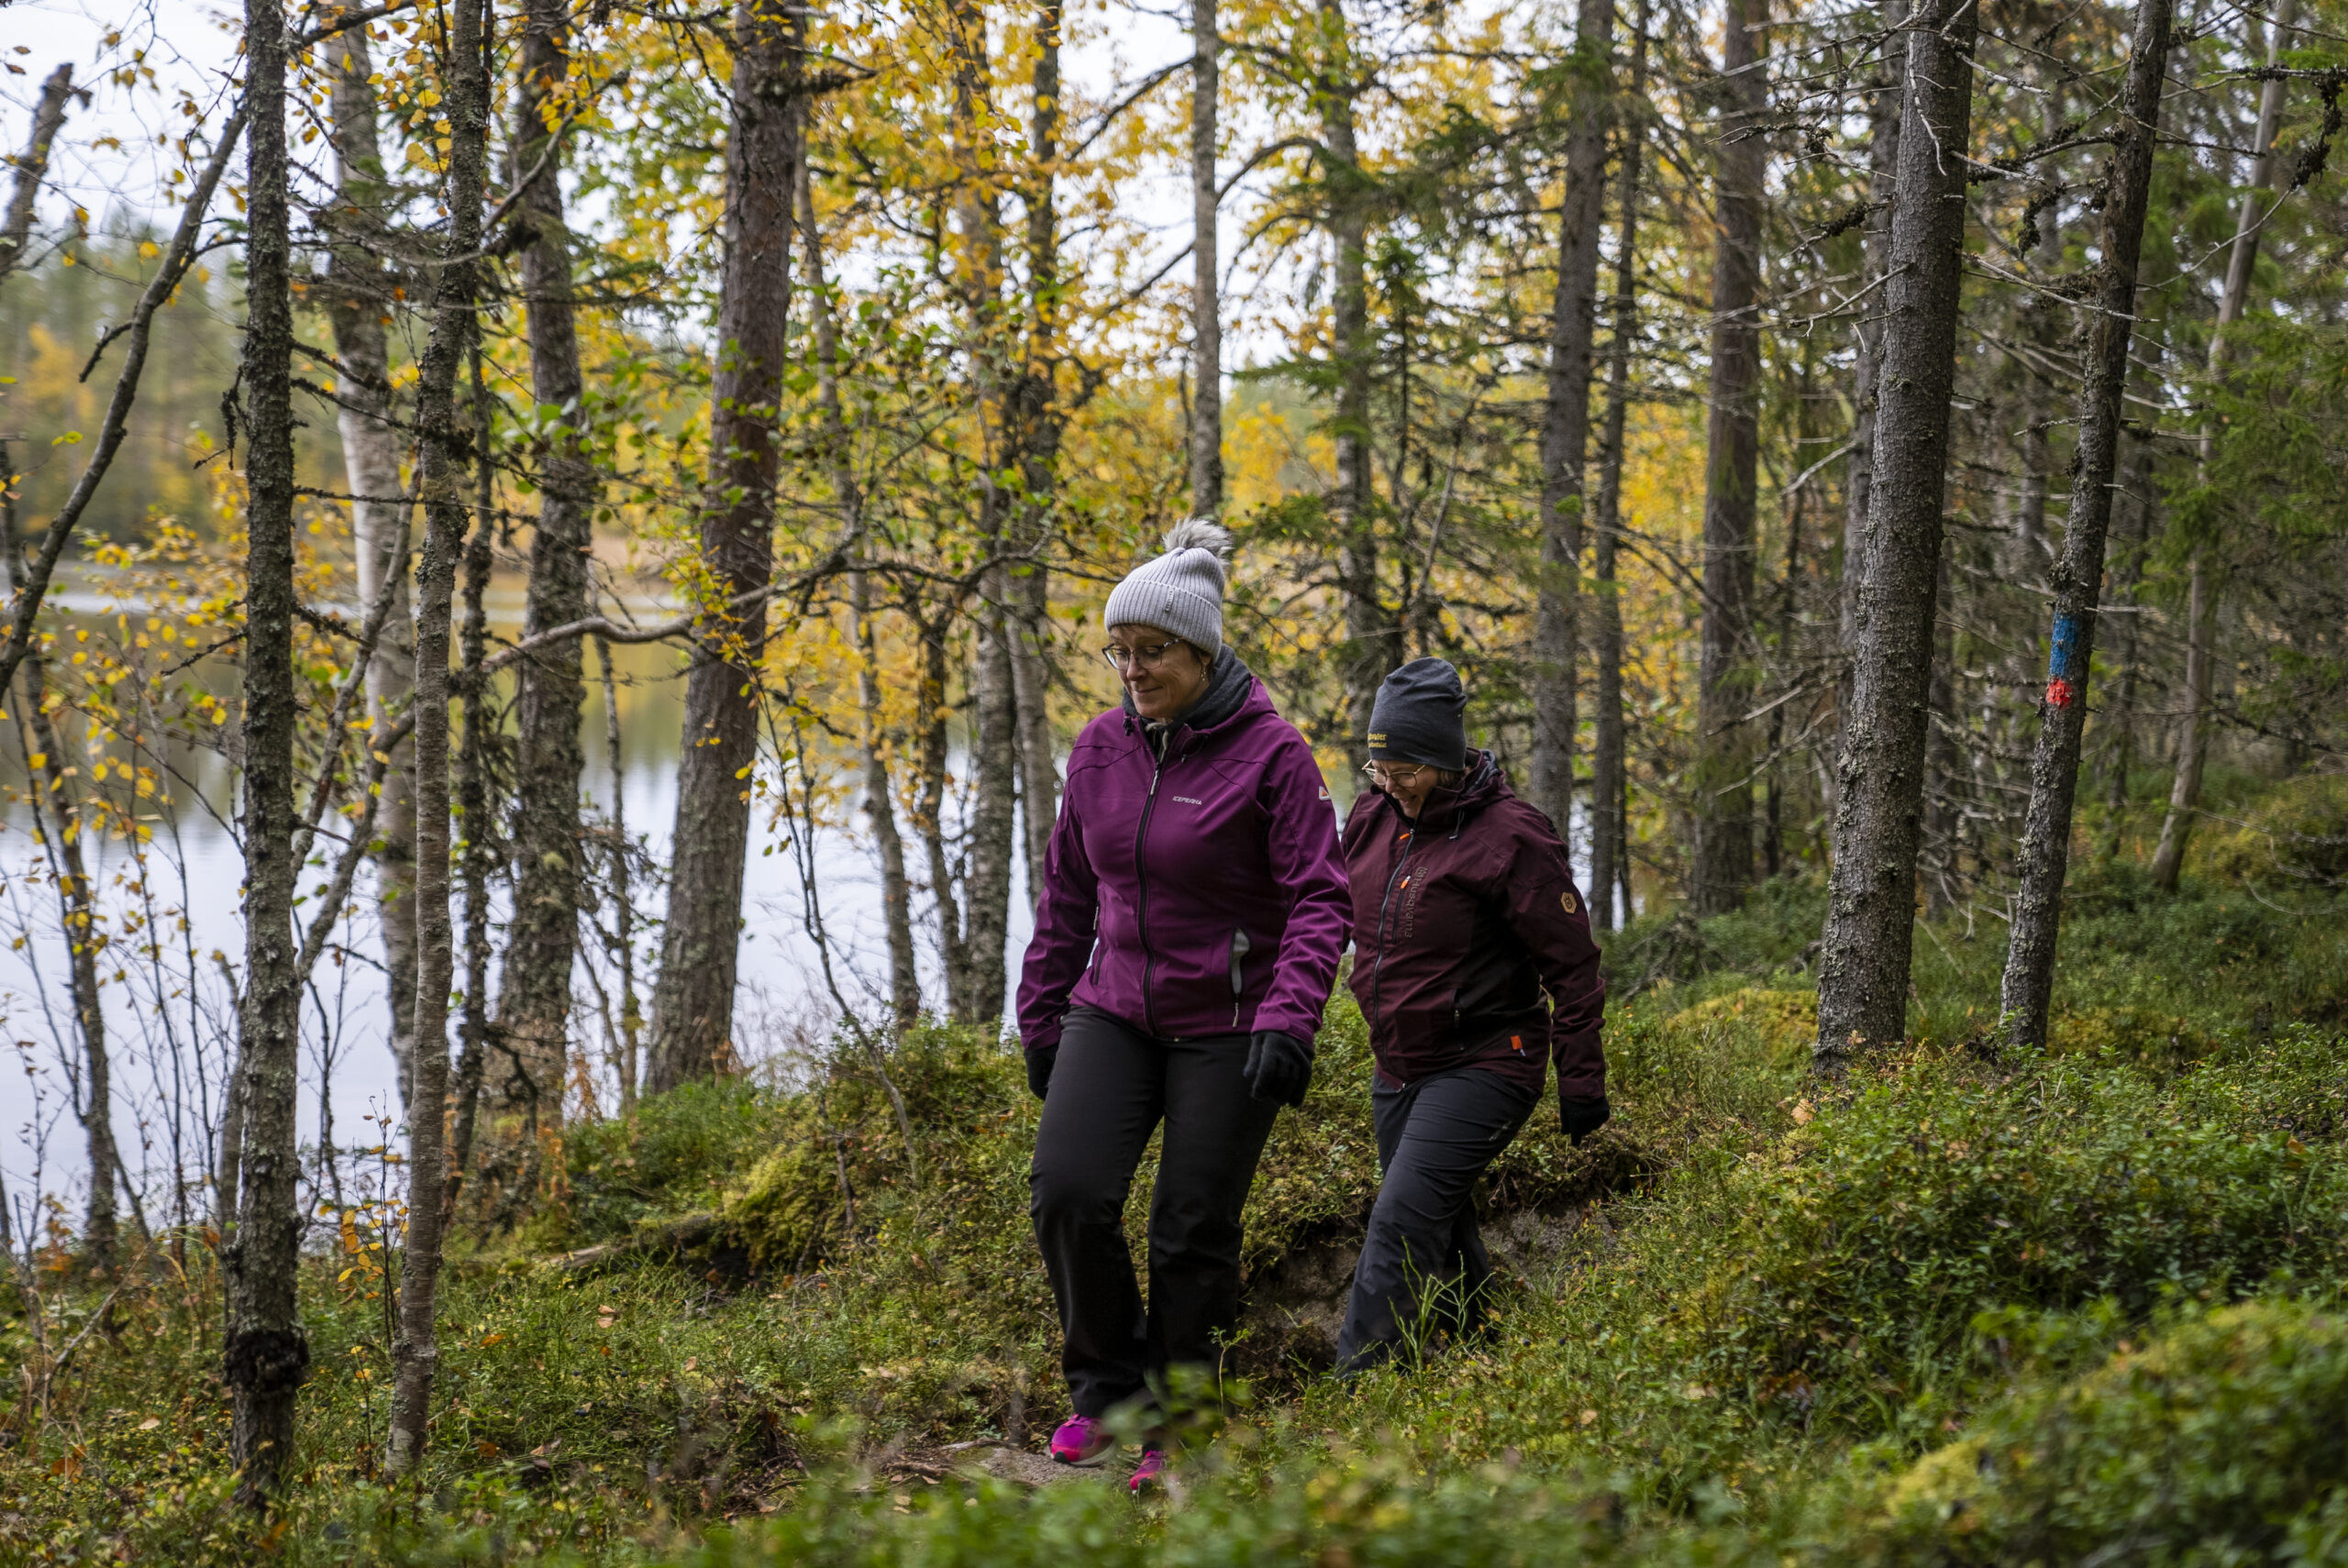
[1558,1090,1611,1146]
[1244,1031,1313,1107]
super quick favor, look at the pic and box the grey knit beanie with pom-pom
[1102,519,1233,652]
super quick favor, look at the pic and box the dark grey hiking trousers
[1030,1007,1281,1419]
[1335,1066,1540,1372]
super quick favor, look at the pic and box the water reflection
[0,591,1031,1231]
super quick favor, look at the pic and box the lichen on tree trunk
[224,0,311,1500]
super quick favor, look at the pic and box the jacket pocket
[1229,928,1253,1027]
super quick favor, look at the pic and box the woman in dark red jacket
[1335,657,1607,1371]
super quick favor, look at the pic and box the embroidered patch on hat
[1368,732,1387,745]
[1560,890,1578,914]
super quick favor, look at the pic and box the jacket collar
[1381,749,1508,839]
[1122,646,1263,750]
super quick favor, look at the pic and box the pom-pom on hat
[1102,518,1233,652]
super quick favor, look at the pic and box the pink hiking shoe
[1127,1448,1168,1497]
[1048,1414,1114,1466]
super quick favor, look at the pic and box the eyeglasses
[1361,761,1429,790]
[1102,640,1187,672]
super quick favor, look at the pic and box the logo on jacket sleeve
[1560,890,1578,914]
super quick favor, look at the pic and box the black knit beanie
[1368,657,1468,771]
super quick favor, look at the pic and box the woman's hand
[1244,1031,1313,1107]
[1026,1043,1059,1101]
[1558,1090,1611,1146]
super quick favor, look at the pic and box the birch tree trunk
[385,0,492,1476]
[1814,0,1980,1075]
[2149,0,2297,890]
[28,677,117,1273]
[1588,0,1646,931]
[0,65,73,289]
[798,158,920,1027]
[1530,0,1614,837]
[1999,0,2176,1046]
[1191,0,1223,517]
[448,348,497,1214]
[0,469,116,1264]
[647,0,799,1088]
[498,0,599,1142]
[324,28,420,1105]
[1008,0,1065,902]
[963,620,1020,1024]
[0,458,116,1264]
[597,639,642,1106]
[913,611,969,1008]
[223,0,311,1501]
[936,0,1017,1024]
[1690,0,1766,915]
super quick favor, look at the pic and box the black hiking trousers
[1030,1007,1281,1419]
[1335,1065,1539,1373]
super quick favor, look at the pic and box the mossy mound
[2199,772,2348,889]
[1879,1299,2348,1563]
[1659,986,1818,1070]
[2047,1003,2216,1069]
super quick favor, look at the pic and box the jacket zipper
[1135,753,1165,1035]
[1367,823,1416,1031]
[1229,928,1252,1028]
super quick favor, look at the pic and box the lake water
[0,591,1037,1237]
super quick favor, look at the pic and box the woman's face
[1109,624,1212,722]
[1370,762,1441,820]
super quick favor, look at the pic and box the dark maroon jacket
[1017,669,1352,1055]
[1341,753,1606,1097]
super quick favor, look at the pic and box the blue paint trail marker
[2045,612,2085,709]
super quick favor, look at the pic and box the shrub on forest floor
[1669,1026,2348,1440]
[1877,1298,2348,1565]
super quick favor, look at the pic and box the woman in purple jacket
[1334,657,1608,1373]
[1017,521,1351,1490]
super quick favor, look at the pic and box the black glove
[1025,1043,1058,1101]
[1558,1092,1611,1147]
[1245,1031,1313,1108]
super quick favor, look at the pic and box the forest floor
[5,772,2348,1565]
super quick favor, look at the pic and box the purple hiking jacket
[1016,677,1352,1055]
